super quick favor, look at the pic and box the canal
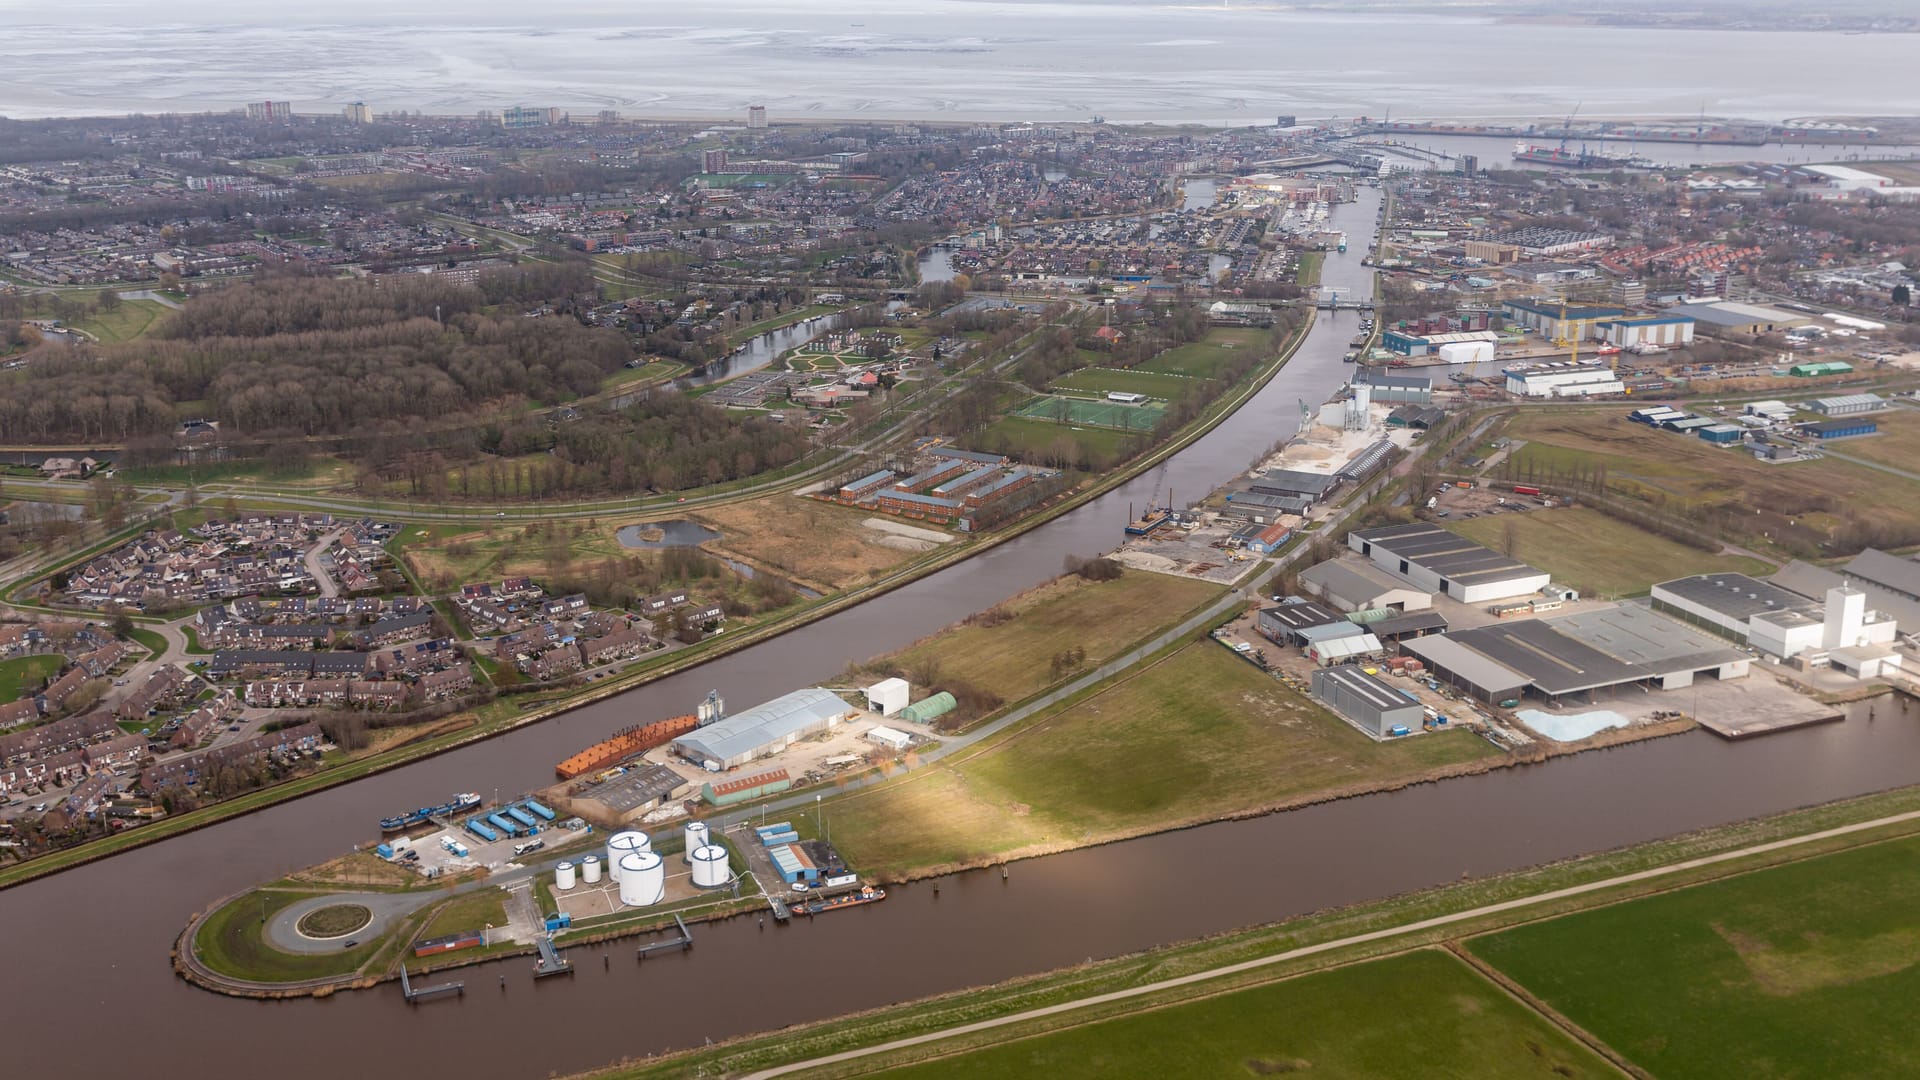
[9,188,1920,1078]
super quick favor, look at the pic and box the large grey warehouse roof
[1443,622,1645,696]
[1546,604,1747,673]
[1844,548,1920,600]
[672,688,849,764]
[1352,523,1543,586]
[1254,468,1339,497]
[1655,573,1818,621]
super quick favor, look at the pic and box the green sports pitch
[1011,395,1165,431]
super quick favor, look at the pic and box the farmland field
[878,949,1617,1080]
[1469,832,1920,1079]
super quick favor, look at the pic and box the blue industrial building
[1805,418,1878,440]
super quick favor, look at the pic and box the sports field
[1011,394,1164,431]
[1469,832,1920,1079]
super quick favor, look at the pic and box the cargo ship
[556,714,701,779]
[800,884,886,915]
[1511,142,1651,170]
[381,793,481,833]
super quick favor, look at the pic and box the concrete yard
[1111,518,1266,583]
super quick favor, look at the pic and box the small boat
[801,884,886,915]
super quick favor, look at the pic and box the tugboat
[381,793,482,833]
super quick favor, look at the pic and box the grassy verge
[414,887,510,941]
[127,627,168,657]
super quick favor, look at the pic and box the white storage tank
[607,831,650,881]
[581,855,601,884]
[618,850,665,907]
[556,860,576,891]
[683,821,710,863]
[690,844,730,889]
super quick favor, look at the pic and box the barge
[381,793,481,833]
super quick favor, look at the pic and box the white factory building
[671,687,854,770]
[1597,314,1695,349]
[1348,523,1552,604]
[1503,360,1626,398]
[1651,573,1899,665]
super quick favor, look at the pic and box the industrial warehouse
[1347,522,1552,604]
[1652,574,1902,675]
[1399,603,1751,705]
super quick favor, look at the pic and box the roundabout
[295,903,373,940]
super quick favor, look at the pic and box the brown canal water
[15,190,1919,1077]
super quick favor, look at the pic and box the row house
[0,712,119,766]
[580,628,650,666]
[539,594,590,620]
[493,623,561,664]
[368,637,460,677]
[208,650,369,680]
[0,749,87,794]
[0,699,38,728]
[74,641,131,676]
[637,589,690,617]
[116,665,190,721]
[140,721,323,793]
[40,666,91,714]
[417,666,475,701]
[171,693,239,749]
[352,610,434,649]
[83,733,148,772]
[526,644,584,681]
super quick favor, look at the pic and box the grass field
[63,299,170,344]
[0,654,62,705]
[1447,506,1773,597]
[1049,367,1196,401]
[873,570,1220,706]
[1502,407,1920,555]
[1140,327,1267,379]
[118,454,347,489]
[1469,832,1920,1079]
[827,642,1498,878]
[1011,395,1165,431]
[695,497,930,591]
[881,949,1615,1080]
[415,888,509,942]
[974,415,1143,463]
[1832,404,1920,469]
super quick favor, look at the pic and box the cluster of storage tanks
[552,822,730,907]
